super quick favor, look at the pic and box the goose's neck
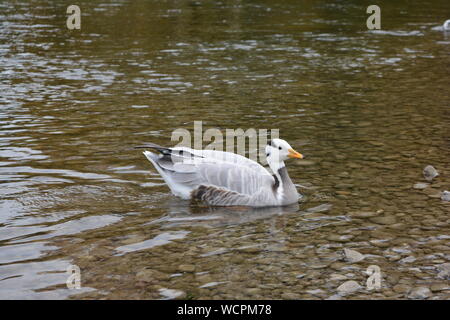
[268,159,287,192]
[269,159,297,196]
[267,157,299,204]
[276,166,294,187]
[268,158,285,178]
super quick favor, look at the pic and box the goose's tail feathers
[135,142,171,156]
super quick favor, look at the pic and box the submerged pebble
[178,264,196,273]
[436,263,450,280]
[330,274,348,281]
[349,211,380,218]
[136,268,170,282]
[408,287,432,299]
[245,288,261,296]
[423,165,439,181]
[393,284,410,294]
[413,183,429,189]
[327,234,354,243]
[159,288,186,300]
[305,289,326,297]
[343,248,365,263]
[369,215,397,225]
[430,283,449,292]
[399,256,416,264]
[281,292,301,300]
[440,191,450,202]
[337,280,362,295]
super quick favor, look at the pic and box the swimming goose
[137,138,304,207]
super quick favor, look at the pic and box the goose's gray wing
[144,151,277,206]
[190,162,278,206]
[172,146,271,178]
[137,143,271,178]
[162,157,275,195]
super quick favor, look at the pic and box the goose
[137,138,304,207]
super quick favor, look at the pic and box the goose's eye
[278,146,282,150]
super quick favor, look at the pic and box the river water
[0,0,449,299]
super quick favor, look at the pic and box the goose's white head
[265,138,303,172]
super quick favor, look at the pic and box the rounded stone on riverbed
[430,283,449,292]
[343,248,365,263]
[196,273,213,283]
[281,292,301,300]
[425,190,443,199]
[327,234,354,243]
[392,284,410,294]
[330,274,348,281]
[370,239,391,248]
[441,191,450,202]
[348,211,380,218]
[369,215,397,225]
[423,165,439,181]
[398,256,416,264]
[436,263,450,279]
[305,289,326,298]
[237,246,261,254]
[244,288,261,296]
[159,288,186,300]
[337,280,362,295]
[136,268,170,282]
[178,264,196,273]
[408,287,432,299]
[413,182,429,189]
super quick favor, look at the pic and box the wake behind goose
[137,138,304,207]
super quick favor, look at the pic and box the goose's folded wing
[197,161,274,195]
[172,147,271,178]
[157,156,275,196]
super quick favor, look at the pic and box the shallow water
[0,0,449,299]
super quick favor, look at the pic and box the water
[0,0,449,299]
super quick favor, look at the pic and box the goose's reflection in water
[147,198,301,229]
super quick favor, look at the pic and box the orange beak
[288,148,303,159]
